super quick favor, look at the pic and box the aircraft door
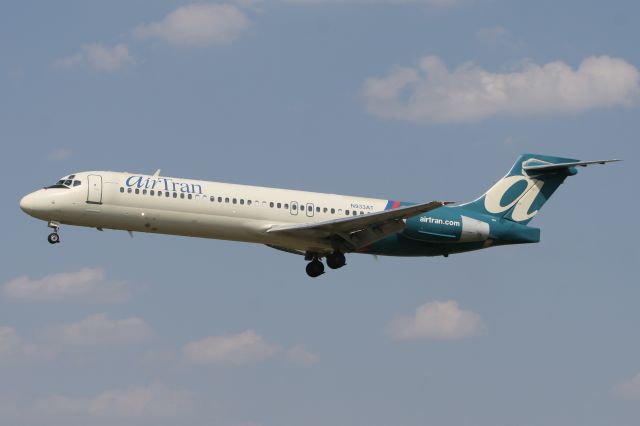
[290,201,298,215]
[87,175,103,204]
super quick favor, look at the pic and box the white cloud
[284,0,460,5]
[476,26,519,49]
[56,43,134,72]
[134,3,251,47]
[2,267,129,303]
[45,313,152,346]
[33,384,193,419]
[184,330,279,365]
[385,300,484,340]
[0,326,56,361]
[363,55,640,123]
[614,373,640,400]
[286,344,319,365]
[48,148,73,161]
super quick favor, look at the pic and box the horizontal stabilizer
[523,159,620,173]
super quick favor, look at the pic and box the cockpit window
[46,176,81,189]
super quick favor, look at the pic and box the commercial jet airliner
[20,154,618,277]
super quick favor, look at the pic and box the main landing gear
[305,259,324,278]
[326,251,346,269]
[305,251,347,278]
[47,221,60,245]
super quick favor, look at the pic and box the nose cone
[20,192,37,214]
[20,191,50,218]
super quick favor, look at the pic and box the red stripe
[392,200,401,209]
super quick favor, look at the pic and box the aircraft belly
[62,204,328,250]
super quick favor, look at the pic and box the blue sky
[2,1,639,425]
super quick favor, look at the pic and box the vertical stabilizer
[460,154,579,224]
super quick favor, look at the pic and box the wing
[266,201,450,253]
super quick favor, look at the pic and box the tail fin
[461,154,619,225]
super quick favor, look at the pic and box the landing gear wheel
[47,233,60,244]
[326,252,346,269]
[306,259,325,278]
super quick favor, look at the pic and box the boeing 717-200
[20,154,618,277]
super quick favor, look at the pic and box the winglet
[153,169,161,177]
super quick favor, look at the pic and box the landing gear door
[87,175,103,204]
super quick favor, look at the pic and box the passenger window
[345,210,349,215]
[247,200,252,206]
[277,202,281,208]
[173,192,177,198]
[240,199,245,205]
[210,196,215,202]
[127,188,132,193]
[316,206,320,212]
[120,187,124,193]
[225,197,230,203]
[150,190,155,196]
[188,194,192,199]
[233,198,237,204]
[353,211,357,216]
[323,207,327,213]
[158,191,162,197]
[284,203,289,209]
[135,188,140,194]
[143,189,147,195]
[331,208,335,214]
[338,209,342,214]
[180,193,185,199]
[165,192,170,197]
[218,197,222,202]
[269,202,274,208]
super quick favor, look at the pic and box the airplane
[20,154,618,277]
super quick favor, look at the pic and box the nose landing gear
[47,221,60,244]
[47,232,60,244]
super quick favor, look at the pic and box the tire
[48,233,60,244]
[306,260,324,277]
[326,252,346,269]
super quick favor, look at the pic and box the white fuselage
[20,171,393,253]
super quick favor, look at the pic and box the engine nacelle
[403,211,489,243]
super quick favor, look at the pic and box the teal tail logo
[461,154,580,224]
